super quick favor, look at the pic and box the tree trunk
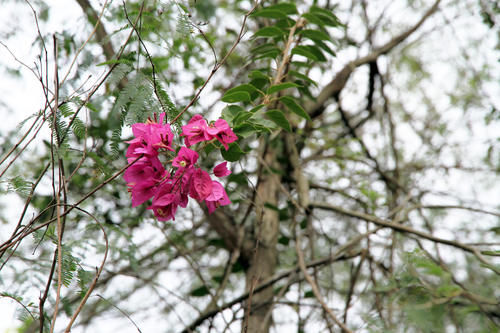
[243,142,280,333]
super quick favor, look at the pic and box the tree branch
[309,201,499,274]
[306,0,442,118]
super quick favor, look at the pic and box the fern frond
[108,63,132,88]
[176,14,192,37]
[58,102,74,118]
[71,117,86,139]
[4,176,33,197]
[109,128,122,159]
[60,246,79,287]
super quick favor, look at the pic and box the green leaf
[228,172,248,186]
[251,43,282,60]
[189,285,210,297]
[221,142,246,162]
[222,105,245,122]
[278,236,290,245]
[265,3,298,14]
[301,13,325,26]
[231,261,244,273]
[221,91,251,103]
[291,45,318,61]
[299,29,331,41]
[309,6,341,26]
[304,290,314,298]
[276,17,297,29]
[71,117,86,139]
[314,39,336,56]
[250,104,266,113]
[233,111,254,125]
[249,70,271,81]
[256,50,282,60]
[234,122,256,138]
[279,96,311,121]
[225,84,258,96]
[304,45,327,62]
[288,70,318,86]
[266,109,291,132]
[251,8,287,19]
[264,203,280,211]
[253,26,286,38]
[291,45,326,62]
[251,43,278,55]
[481,250,500,256]
[267,82,300,95]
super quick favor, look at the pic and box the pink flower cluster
[123,113,237,221]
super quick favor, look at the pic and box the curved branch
[306,0,442,118]
[309,201,500,274]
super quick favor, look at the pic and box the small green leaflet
[302,13,325,26]
[251,43,281,60]
[233,122,255,138]
[291,45,326,62]
[288,70,318,86]
[264,3,297,14]
[249,70,271,81]
[266,109,291,132]
[221,91,251,103]
[233,111,254,125]
[189,285,210,297]
[314,39,336,56]
[267,82,300,95]
[253,27,286,38]
[250,104,265,113]
[299,29,331,41]
[279,96,311,121]
[225,84,259,95]
[309,6,341,26]
[222,105,245,122]
[221,142,246,162]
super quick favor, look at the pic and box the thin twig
[295,231,355,333]
[64,207,109,332]
[170,0,262,124]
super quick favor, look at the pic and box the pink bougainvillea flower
[125,136,158,158]
[174,166,195,197]
[124,156,166,185]
[126,113,175,158]
[189,168,213,201]
[207,119,238,150]
[125,156,168,207]
[147,123,175,152]
[124,113,237,218]
[172,147,199,169]
[129,179,160,207]
[181,114,211,147]
[147,182,180,221]
[205,181,231,214]
[213,161,231,177]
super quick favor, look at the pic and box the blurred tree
[0,0,499,332]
